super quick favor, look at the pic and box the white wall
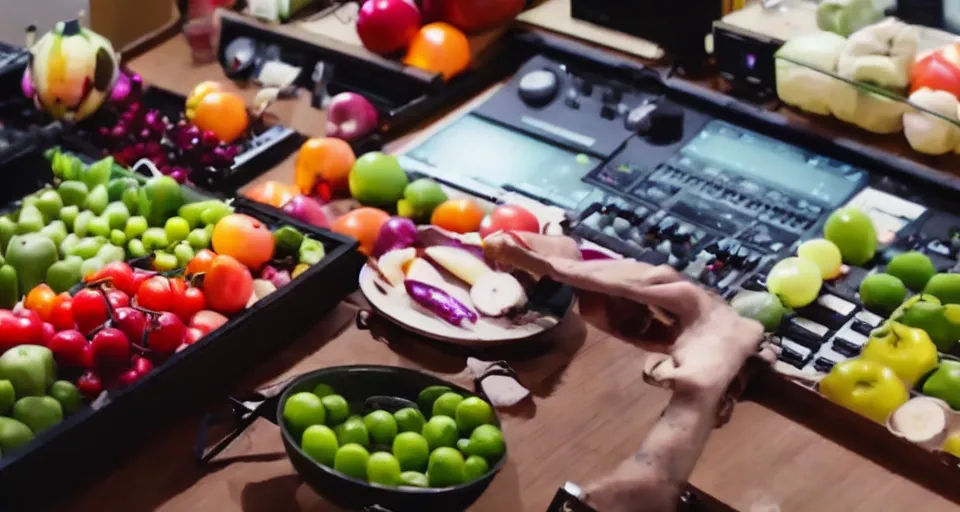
[0,0,90,46]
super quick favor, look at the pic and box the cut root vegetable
[404,279,478,327]
[424,246,492,286]
[470,271,528,317]
[377,247,418,287]
[888,396,949,445]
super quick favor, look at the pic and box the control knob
[645,103,685,144]
[518,69,560,106]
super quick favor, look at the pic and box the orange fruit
[403,23,471,80]
[211,214,275,270]
[330,207,390,256]
[431,198,485,234]
[193,91,250,144]
[203,255,254,314]
[295,138,357,195]
[185,81,226,120]
[244,180,299,208]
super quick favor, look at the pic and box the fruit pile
[0,148,330,454]
[283,383,504,488]
[85,76,250,185]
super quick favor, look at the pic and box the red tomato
[90,327,130,369]
[90,262,137,296]
[911,46,960,98]
[203,255,254,314]
[40,322,55,346]
[106,289,130,309]
[49,295,75,331]
[71,289,109,335]
[174,287,206,323]
[478,204,541,239]
[77,372,103,399]
[137,276,174,312]
[48,330,87,367]
[187,249,217,276]
[190,310,229,335]
[131,269,155,292]
[149,312,186,356]
[183,327,205,345]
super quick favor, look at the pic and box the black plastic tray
[60,85,305,197]
[0,44,63,168]
[0,146,364,509]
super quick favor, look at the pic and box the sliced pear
[424,246,492,286]
[405,258,447,289]
[470,271,528,317]
[377,247,418,287]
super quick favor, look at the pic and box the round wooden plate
[358,264,574,347]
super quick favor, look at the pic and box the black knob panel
[646,103,685,144]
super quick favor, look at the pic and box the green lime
[457,438,472,455]
[468,425,505,462]
[335,417,370,448]
[364,410,399,445]
[392,432,430,472]
[417,385,453,415]
[13,396,63,434]
[367,452,402,487]
[333,443,370,480]
[924,273,960,305]
[422,415,459,451]
[301,425,339,466]
[859,273,907,314]
[427,447,465,488]
[49,380,82,414]
[283,392,326,436]
[730,291,786,332]
[400,471,429,488]
[886,251,936,291]
[432,392,463,419]
[312,383,335,398]
[0,417,34,453]
[394,407,426,433]
[454,397,493,434]
[824,207,877,266]
[321,394,351,426]
[464,455,490,481]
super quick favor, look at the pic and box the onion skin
[580,248,615,261]
[282,195,330,228]
[372,217,418,258]
[404,279,478,326]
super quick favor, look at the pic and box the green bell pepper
[138,176,184,227]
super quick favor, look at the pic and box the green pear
[87,216,110,238]
[5,234,58,294]
[46,257,83,293]
[39,220,68,246]
[16,205,45,234]
[0,217,15,254]
[0,417,34,453]
[84,185,109,215]
[58,205,79,228]
[0,345,56,398]
[35,189,64,223]
[56,180,89,207]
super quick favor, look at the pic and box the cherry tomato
[24,284,57,322]
[90,327,130,369]
[40,322,55,346]
[190,310,229,335]
[48,329,87,367]
[131,269,155,292]
[183,327,205,345]
[114,307,147,347]
[187,249,217,276]
[137,276,174,312]
[73,289,109,335]
[115,369,143,389]
[132,355,154,377]
[49,295,75,331]
[106,289,130,309]
[90,262,137,296]
[173,286,206,323]
[478,204,540,239]
[0,309,43,351]
[77,372,103,399]
[81,343,95,369]
[148,312,186,356]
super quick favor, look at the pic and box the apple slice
[377,247,417,287]
[888,396,949,445]
[470,271,528,317]
[424,246,492,286]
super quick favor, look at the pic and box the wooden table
[62,35,960,512]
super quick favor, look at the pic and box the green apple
[0,345,56,398]
[84,184,109,215]
[0,380,15,415]
[861,322,938,387]
[824,207,877,266]
[923,361,960,410]
[924,273,960,305]
[0,417,34,453]
[894,294,960,352]
[56,180,89,207]
[0,217,15,253]
[16,204,44,234]
[35,189,64,223]
[398,179,447,221]
[13,396,63,434]
[5,234,59,293]
[819,358,909,423]
[46,257,83,293]
[348,152,409,207]
[49,380,82,414]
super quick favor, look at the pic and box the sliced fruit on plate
[405,258,447,288]
[377,248,418,287]
[424,246,492,286]
[888,396,949,445]
[470,272,527,317]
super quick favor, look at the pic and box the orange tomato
[431,198,485,234]
[294,138,357,195]
[192,91,250,144]
[211,214,276,270]
[203,255,254,314]
[244,180,299,208]
[330,207,390,255]
[404,23,472,80]
[24,284,58,322]
[185,81,226,120]
[187,248,217,276]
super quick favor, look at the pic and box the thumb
[643,355,679,390]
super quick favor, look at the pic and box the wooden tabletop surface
[60,33,960,512]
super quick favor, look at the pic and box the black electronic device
[713,21,782,98]
[399,41,960,376]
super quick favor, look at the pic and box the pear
[5,234,58,293]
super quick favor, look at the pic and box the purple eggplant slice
[404,280,478,327]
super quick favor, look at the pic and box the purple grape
[110,125,127,140]
[183,125,202,139]
[169,169,188,183]
[225,145,242,159]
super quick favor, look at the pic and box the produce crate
[59,85,305,197]
[0,43,62,167]
[0,145,364,509]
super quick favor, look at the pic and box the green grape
[124,216,149,240]
[127,238,147,258]
[796,239,843,280]
[766,257,823,308]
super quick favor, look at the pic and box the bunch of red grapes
[92,72,242,184]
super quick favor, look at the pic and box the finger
[621,281,711,322]
[756,343,780,365]
[643,355,679,389]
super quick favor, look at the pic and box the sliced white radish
[424,246,492,286]
[470,272,528,317]
[377,247,418,287]
[888,396,948,445]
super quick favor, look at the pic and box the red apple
[357,0,421,55]
[425,0,524,33]
[325,92,380,142]
[282,195,330,228]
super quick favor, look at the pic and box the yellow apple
[861,322,939,387]
[943,430,960,458]
[819,358,910,424]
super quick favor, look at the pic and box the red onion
[21,68,34,97]
[111,72,132,104]
[325,92,380,142]
[282,195,330,228]
[372,217,418,258]
[581,248,616,261]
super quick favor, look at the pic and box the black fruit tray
[0,145,364,509]
[60,85,305,197]
[0,42,62,168]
